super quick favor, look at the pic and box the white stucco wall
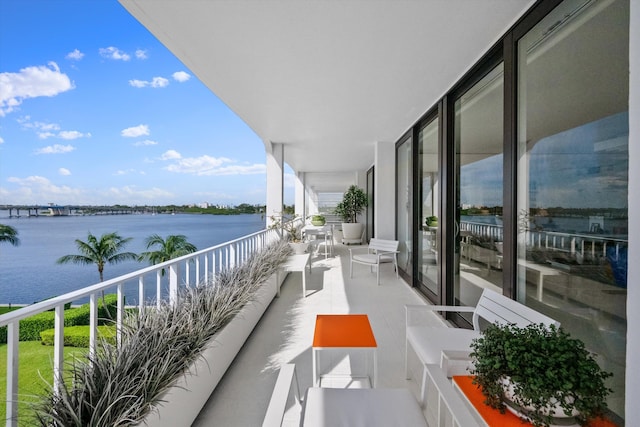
[374,141,396,239]
[625,1,638,423]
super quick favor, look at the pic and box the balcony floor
[192,242,446,426]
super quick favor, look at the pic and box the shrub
[40,325,117,347]
[0,294,119,344]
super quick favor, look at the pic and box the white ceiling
[119,0,535,191]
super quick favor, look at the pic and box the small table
[301,387,427,427]
[280,253,311,297]
[303,225,333,258]
[312,314,377,387]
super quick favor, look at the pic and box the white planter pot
[341,223,363,244]
[501,377,580,427]
[289,241,309,254]
[143,272,286,426]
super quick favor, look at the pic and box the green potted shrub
[310,214,326,226]
[425,215,438,227]
[470,323,612,427]
[334,185,368,243]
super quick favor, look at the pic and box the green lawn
[0,341,87,425]
[0,306,22,315]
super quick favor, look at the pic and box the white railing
[0,227,280,427]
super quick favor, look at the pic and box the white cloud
[129,79,147,88]
[121,124,149,138]
[58,130,90,140]
[129,76,169,88]
[160,149,182,160]
[151,77,169,87]
[172,71,191,82]
[2,176,175,205]
[161,151,266,176]
[19,118,89,140]
[38,132,56,139]
[0,136,5,144]
[66,49,84,60]
[0,62,73,116]
[135,49,148,60]
[59,168,71,176]
[133,139,158,146]
[34,144,75,154]
[99,46,130,61]
[5,175,82,200]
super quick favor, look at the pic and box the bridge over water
[2,205,148,218]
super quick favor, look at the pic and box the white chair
[405,288,559,399]
[349,238,399,285]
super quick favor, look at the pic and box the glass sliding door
[454,63,504,318]
[517,0,628,419]
[366,166,374,243]
[396,135,412,278]
[418,118,439,295]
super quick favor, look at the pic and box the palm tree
[0,224,20,246]
[57,232,138,282]
[139,234,197,274]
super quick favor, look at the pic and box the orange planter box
[452,376,617,427]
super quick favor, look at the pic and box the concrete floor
[192,242,447,427]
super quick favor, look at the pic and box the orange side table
[312,314,377,387]
[453,375,618,427]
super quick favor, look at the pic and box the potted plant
[425,215,438,227]
[470,322,612,427]
[269,213,308,254]
[334,185,368,243]
[310,214,326,226]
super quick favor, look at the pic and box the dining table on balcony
[302,224,334,258]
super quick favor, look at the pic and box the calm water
[0,212,265,304]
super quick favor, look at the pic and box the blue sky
[0,1,290,207]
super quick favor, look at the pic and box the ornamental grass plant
[32,240,291,426]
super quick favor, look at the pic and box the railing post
[156,270,162,309]
[89,293,97,359]
[169,263,179,307]
[138,277,145,312]
[6,322,19,427]
[53,305,64,394]
[185,260,191,287]
[117,283,125,346]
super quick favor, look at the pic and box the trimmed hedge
[40,325,117,347]
[0,294,119,344]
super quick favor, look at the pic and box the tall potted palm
[335,185,368,243]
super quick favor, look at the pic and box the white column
[266,141,284,227]
[306,185,319,216]
[626,2,639,424]
[295,171,305,218]
[374,141,396,239]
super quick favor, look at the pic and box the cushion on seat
[353,253,393,264]
[406,326,480,364]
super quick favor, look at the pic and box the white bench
[405,288,559,397]
[261,364,301,427]
[349,238,399,285]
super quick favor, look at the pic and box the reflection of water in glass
[0,212,265,305]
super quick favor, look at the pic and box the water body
[0,212,265,305]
